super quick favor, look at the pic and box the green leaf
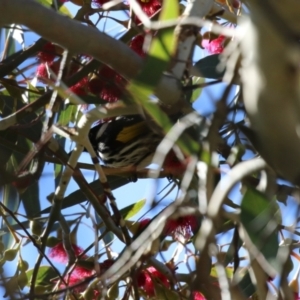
[57,104,76,126]
[124,199,146,220]
[40,176,130,214]
[238,270,256,297]
[0,129,17,166]
[35,0,52,7]
[194,54,225,79]
[95,209,114,245]
[224,229,243,266]
[210,265,233,279]
[191,77,205,102]
[20,181,41,218]
[26,265,57,287]
[1,184,20,249]
[241,187,279,270]
[59,4,73,17]
[4,28,16,58]
[25,84,44,104]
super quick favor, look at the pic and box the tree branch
[0,0,180,105]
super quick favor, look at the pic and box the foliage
[0,0,300,299]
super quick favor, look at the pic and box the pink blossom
[49,242,85,264]
[193,291,206,300]
[49,242,100,295]
[137,266,169,296]
[202,35,226,54]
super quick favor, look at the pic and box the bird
[88,115,162,169]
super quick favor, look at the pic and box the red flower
[133,0,161,24]
[138,218,151,231]
[69,76,88,96]
[49,242,97,294]
[62,259,113,295]
[137,266,169,296]
[202,35,226,54]
[36,61,59,82]
[11,171,34,190]
[99,259,114,272]
[88,66,125,102]
[37,43,57,63]
[193,291,206,300]
[36,61,89,96]
[163,151,189,175]
[49,242,85,264]
[165,215,199,240]
[137,0,161,18]
[88,76,103,95]
[129,35,146,58]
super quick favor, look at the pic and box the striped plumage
[88,115,161,168]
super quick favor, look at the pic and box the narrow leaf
[124,199,146,220]
[194,54,225,79]
[241,187,279,270]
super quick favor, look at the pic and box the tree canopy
[0,0,300,299]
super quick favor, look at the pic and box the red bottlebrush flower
[36,61,59,82]
[69,76,88,96]
[99,259,114,273]
[60,270,95,294]
[137,266,169,296]
[193,291,206,300]
[133,0,161,24]
[12,171,34,191]
[138,218,151,231]
[96,66,125,102]
[50,242,96,294]
[62,260,113,297]
[37,43,57,63]
[165,215,199,240]
[163,150,189,175]
[49,242,85,264]
[129,35,146,58]
[36,60,88,96]
[201,35,226,54]
[88,76,103,95]
[137,0,161,18]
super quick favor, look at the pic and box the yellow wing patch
[116,121,148,143]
